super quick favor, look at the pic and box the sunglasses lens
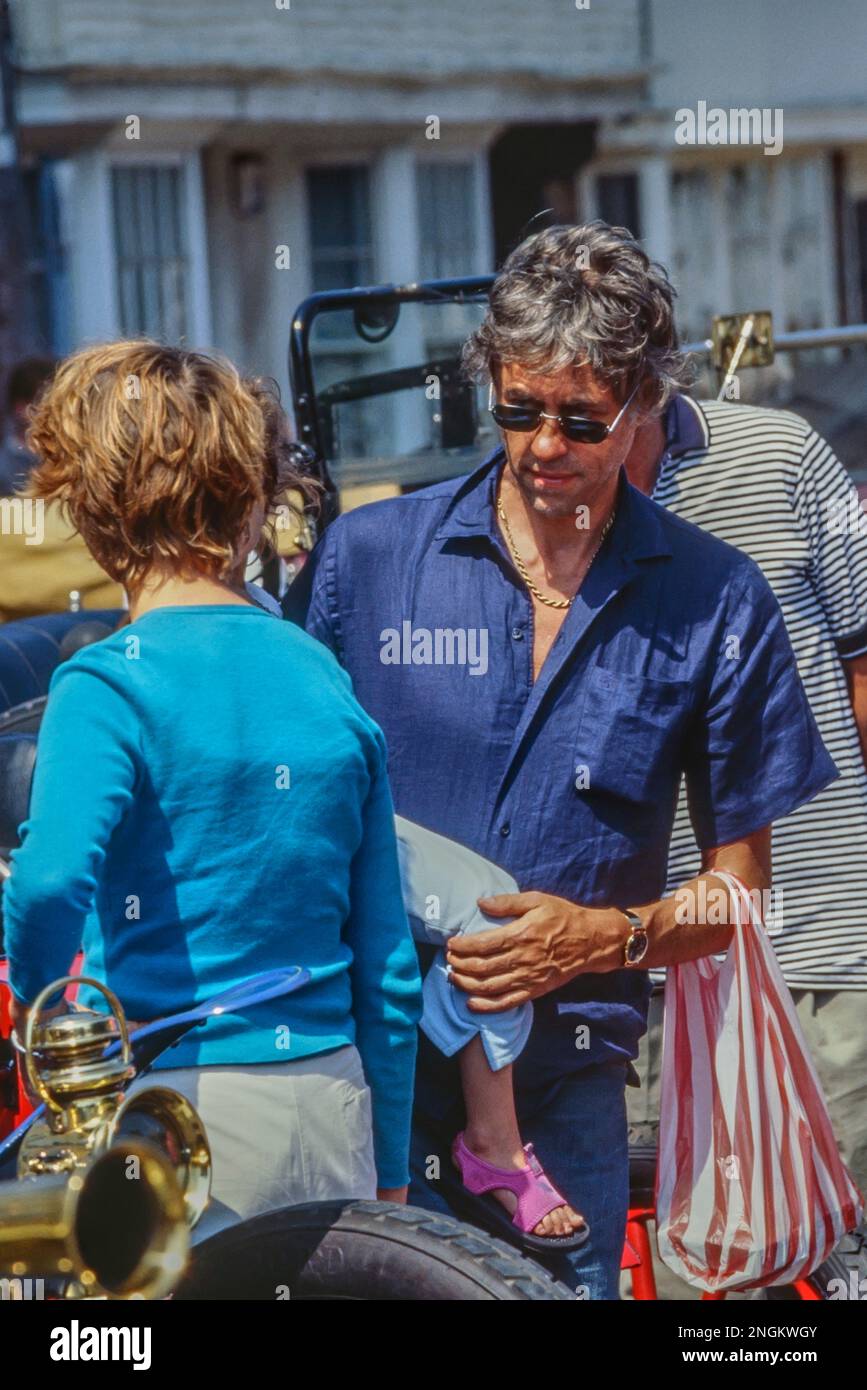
[561,419,608,444]
[491,405,540,433]
[491,403,611,444]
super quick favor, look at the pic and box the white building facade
[8,0,867,409]
[581,0,867,344]
[8,0,644,395]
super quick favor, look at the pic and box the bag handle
[710,868,765,932]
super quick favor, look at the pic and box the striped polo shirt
[652,395,867,989]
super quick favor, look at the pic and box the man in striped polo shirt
[624,374,867,1197]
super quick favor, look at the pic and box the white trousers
[127,1043,377,1244]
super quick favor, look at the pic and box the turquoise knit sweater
[3,604,422,1188]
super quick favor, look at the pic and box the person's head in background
[0,356,57,495]
[24,341,316,617]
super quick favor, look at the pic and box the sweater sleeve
[343,734,423,1189]
[3,659,139,1004]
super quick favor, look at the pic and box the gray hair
[463,221,693,412]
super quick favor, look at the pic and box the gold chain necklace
[496,486,617,610]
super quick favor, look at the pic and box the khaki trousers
[128,1043,378,1245]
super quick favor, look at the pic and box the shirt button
[500,823,511,838]
[511,626,524,641]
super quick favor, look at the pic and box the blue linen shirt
[285,451,837,1075]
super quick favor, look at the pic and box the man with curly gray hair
[288,221,835,1298]
[463,221,691,416]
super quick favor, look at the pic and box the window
[670,170,717,342]
[416,162,478,280]
[111,165,189,340]
[306,166,374,292]
[21,160,70,354]
[775,158,827,331]
[306,165,377,454]
[596,173,641,239]
[725,163,772,314]
[858,199,867,322]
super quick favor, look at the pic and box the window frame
[103,150,213,346]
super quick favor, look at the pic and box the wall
[649,0,867,109]
[12,0,643,81]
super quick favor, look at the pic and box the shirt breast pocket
[574,665,692,806]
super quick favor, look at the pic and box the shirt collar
[434,446,672,560]
[664,393,710,458]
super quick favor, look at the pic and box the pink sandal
[451,1132,590,1252]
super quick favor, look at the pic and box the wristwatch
[620,908,649,967]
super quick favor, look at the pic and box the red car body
[0,954,83,1141]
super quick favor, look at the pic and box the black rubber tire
[173,1199,577,1301]
[748,1223,866,1301]
[800,1223,867,1300]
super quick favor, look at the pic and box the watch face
[625,930,649,965]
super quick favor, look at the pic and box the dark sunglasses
[488,382,639,445]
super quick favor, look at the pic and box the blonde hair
[26,340,317,590]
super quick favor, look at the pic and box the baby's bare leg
[458,1034,583,1238]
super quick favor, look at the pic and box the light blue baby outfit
[395,815,532,1071]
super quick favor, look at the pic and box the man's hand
[445,828,771,1009]
[445,892,624,1011]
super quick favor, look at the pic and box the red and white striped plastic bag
[655,870,864,1293]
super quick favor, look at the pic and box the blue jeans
[408,1030,629,1300]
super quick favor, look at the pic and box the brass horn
[15,976,211,1229]
[0,1138,188,1299]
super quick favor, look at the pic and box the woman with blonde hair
[3,341,422,1237]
